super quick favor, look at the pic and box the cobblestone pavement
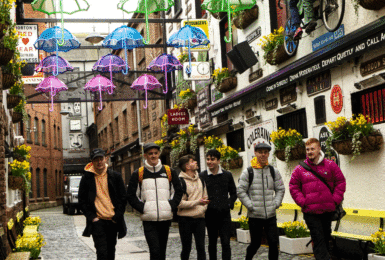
[31,207,315,260]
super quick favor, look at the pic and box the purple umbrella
[147,53,182,94]
[131,74,162,109]
[35,76,68,112]
[92,54,130,82]
[35,54,74,75]
[84,75,116,111]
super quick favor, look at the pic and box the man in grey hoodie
[237,143,285,260]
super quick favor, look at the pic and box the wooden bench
[5,252,30,260]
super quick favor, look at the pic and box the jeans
[246,217,279,260]
[303,212,333,260]
[179,217,206,260]
[91,219,118,260]
[143,221,171,260]
[205,209,231,260]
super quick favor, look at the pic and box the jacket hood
[144,159,162,173]
[306,150,325,166]
[179,171,199,181]
[84,162,108,175]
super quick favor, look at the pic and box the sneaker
[305,20,317,34]
[293,27,303,41]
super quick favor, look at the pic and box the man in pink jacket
[290,138,346,260]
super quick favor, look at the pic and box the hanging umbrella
[167,25,210,74]
[35,76,68,112]
[31,0,90,46]
[131,74,162,109]
[147,53,182,94]
[35,54,74,75]
[201,0,255,42]
[84,75,116,111]
[117,0,174,44]
[92,54,130,82]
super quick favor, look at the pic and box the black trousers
[205,209,231,260]
[246,217,279,260]
[303,212,333,260]
[178,216,206,260]
[91,219,118,260]
[143,220,171,260]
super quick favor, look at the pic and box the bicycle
[279,0,345,56]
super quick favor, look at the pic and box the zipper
[155,179,159,221]
[266,175,268,188]
[262,170,268,219]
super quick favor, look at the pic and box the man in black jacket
[78,148,127,260]
[200,149,237,260]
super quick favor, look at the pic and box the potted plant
[213,67,237,93]
[7,81,23,109]
[259,27,290,65]
[368,228,385,259]
[0,0,12,39]
[0,22,19,66]
[12,98,26,123]
[325,114,383,161]
[177,129,190,155]
[271,128,306,163]
[24,216,42,227]
[170,139,183,167]
[13,144,32,162]
[204,135,224,151]
[188,124,204,153]
[279,221,313,254]
[8,159,31,192]
[232,5,259,29]
[179,88,197,110]
[14,232,46,259]
[217,145,243,170]
[235,215,251,243]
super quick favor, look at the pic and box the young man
[290,138,346,260]
[200,149,237,260]
[237,143,285,260]
[78,148,127,260]
[177,154,209,260]
[127,142,183,260]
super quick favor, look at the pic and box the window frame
[277,108,308,138]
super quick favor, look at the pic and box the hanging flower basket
[222,157,243,169]
[186,97,197,110]
[0,22,10,40]
[359,0,385,10]
[161,144,172,156]
[13,154,26,162]
[7,94,22,109]
[2,73,16,90]
[332,134,383,155]
[275,143,306,162]
[0,48,14,66]
[197,136,205,145]
[265,44,291,65]
[8,176,25,190]
[211,12,227,20]
[216,76,237,93]
[12,112,23,123]
[233,5,259,29]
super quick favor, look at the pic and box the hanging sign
[330,85,343,114]
[312,25,345,52]
[182,19,210,51]
[16,25,39,63]
[167,108,189,125]
[244,119,274,163]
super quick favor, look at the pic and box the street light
[85,26,105,44]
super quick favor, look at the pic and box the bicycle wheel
[283,20,299,57]
[321,0,345,32]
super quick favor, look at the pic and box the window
[352,84,385,124]
[132,102,138,133]
[43,168,47,198]
[314,96,326,125]
[198,0,206,18]
[58,127,61,149]
[36,168,41,198]
[59,171,62,196]
[34,118,39,145]
[277,109,308,138]
[115,117,119,142]
[56,170,58,196]
[26,115,32,143]
[143,106,150,126]
[174,0,182,16]
[29,167,33,198]
[226,128,245,152]
[42,120,46,146]
[123,110,128,137]
[54,125,57,148]
[109,123,113,148]
[220,19,238,70]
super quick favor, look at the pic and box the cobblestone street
[31,207,315,260]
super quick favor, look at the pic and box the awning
[64,164,86,175]
[111,138,140,156]
[207,16,385,117]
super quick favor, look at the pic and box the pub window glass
[226,128,245,151]
[43,168,48,197]
[36,168,41,198]
[277,109,308,138]
[314,96,326,125]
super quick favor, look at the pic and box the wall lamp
[277,103,297,114]
[354,73,385,90]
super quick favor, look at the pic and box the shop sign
[312,125,339,166]
[244,120,275,163]
[312,25,344,52]
[246,26,262,44]
[249,68,263,83]
[330,85,343,114]
[280,84,297,106]
[360,53,385,77]
[197,86,211,127]
[306,70,331,96]
[167,109,189,125]
[22,72,44,84]
[182,19,210,51]
[211,99,242,117]
[265,98,278,111]
[16,25,39,63]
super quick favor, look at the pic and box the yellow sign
[182,19,210,51]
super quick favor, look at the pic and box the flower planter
[7,94,22,109]
[233,5,259,29]
[359,0,385,10]
[0,22,10,39]
[211,12,227,20]
[2,73,16,90]
[197,136,205,145]
[236,228,251,243]
[12,112,23,123]
[332,134,383,155]
[222,157,243,169]
[279,236,313,254]
[161,144,172,156]
[0,48,14,66]
[265,44,291,65]
[275,144,306,162]
[13,154,26,162]
[186,97,197,110]
[368,254,385,260]
[216,77,237,93]
[8,176,25,190]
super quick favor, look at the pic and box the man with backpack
[200,149,237,260]
[177,154,209,260]
[126,142,183,260]
[237,143,285,260]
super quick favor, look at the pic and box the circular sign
[330,85,343,114]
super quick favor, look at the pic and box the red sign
[331,85,343,114]
[167,109,189,125]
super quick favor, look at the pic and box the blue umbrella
[167,25,210,74]
[103,25,144,74]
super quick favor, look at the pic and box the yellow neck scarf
[251,157,268,169]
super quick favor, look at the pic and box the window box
[216,76,237,93]
[236,228,251,244]
[233,5,259,30]
[265,44,290,65]
[332,133,383,155]
[368,254,385,260]
[279,236,313,254]
[359,0,385,10]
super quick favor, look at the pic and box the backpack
[138,165,172,184]
[238,166,275,215]
[179,176,206,198]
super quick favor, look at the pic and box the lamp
[232,121,244,131]
[277,103,297,114]
[354,73,385,90]
[85,26,105,44]
[245,115,262,125]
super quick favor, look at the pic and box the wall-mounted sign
[312,25,344,52]
[249,68,263,83]
[22,72,44,84]
[265,98,278,111]
[168,108,189,125]
[182,19,210,51]
[280,85,297,106]
[360,53,385,77]
[313,125,339,166]
[244,119,274,163]
[246,26,262,44]
[330,85,343,114]
[197,86,211,127]
[183,62,211,80]
[306,70,331,96]
[16,25,39,63]
[211,99,242,117]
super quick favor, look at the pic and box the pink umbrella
[84,75,115,111]
[131,74,162,109]
[35,76,68,112]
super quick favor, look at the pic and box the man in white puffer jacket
[237,143,285,260]
[127,142,183,260]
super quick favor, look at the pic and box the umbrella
[131,74,162,109]
[31,0,90,45]
[35,76,68,112]
[167,25,210,74]
[35,54,74,76]
[84,75,116,111]
[147,53,182,94]
[92,54,130,82]
[118,0,174,44]
[201,0,255,42]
